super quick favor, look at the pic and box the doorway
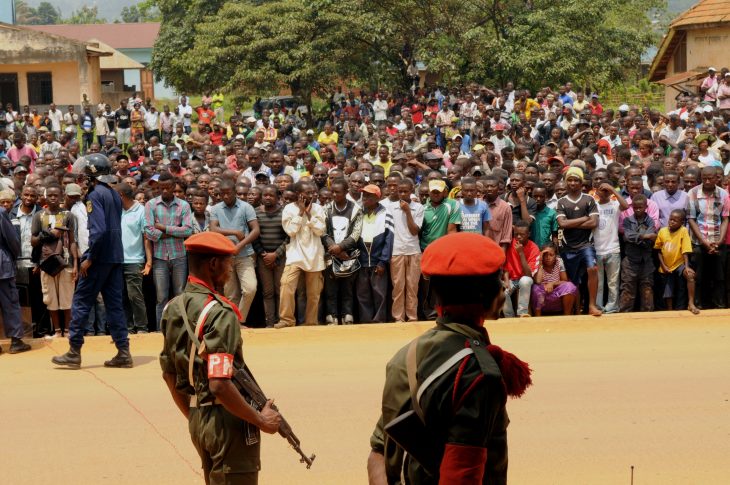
[0,73,20,110]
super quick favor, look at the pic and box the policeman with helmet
[52,153,132,368]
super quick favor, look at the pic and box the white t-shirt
[594,199,621,256]
[178,104,193,127]
[390,200,424,256]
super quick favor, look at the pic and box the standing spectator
[94,108,109,146]
[130,102,145,141]
[651,171,687,228]
[48,103,63,138]
[502,221,539,317]
[178,98,193,134]
[80,106,94,153]
[322,178,363,324]
[655,209,699,314]
[9,186,43,328]
[531,242,578,316]
[31,184,78,338]
[619,195,657,312]
[419,179,460,319]
[356,184,394,323]
[117,183,152,334]
[530,182,558,248]
[115,101,132,152]
[144,105,160,141]
[389,178,423,322]
[687,167,729,309]
[210,179,260,323]
[275,181,326,328]
[458,177,490,235]
[594,183,628,314]
[483,176,513,251]
[144,172,193,327]
[7,132,38,167]
[39,131,62,158]
[63,105,78,140]
[556,167,602,316]
[502,171,536,224]
[252,185,287,327]
[0,203,31,353]
[160,105,175,143]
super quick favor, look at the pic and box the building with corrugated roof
[649,0,730,111]
[27,23,174,100]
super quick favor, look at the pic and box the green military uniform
[160,279,261,484]
[370,317,509,485]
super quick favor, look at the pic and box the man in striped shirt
[252,185,288,327]
[144,172,193,327]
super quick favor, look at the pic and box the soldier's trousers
[619,258,654,313]
[189,406,260,485]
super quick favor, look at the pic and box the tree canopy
[153,0,666,101]
[14,0,61,25]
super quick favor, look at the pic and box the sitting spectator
[655,209,699,314]
[620,195,657,312]
[502,221,540,317]
[531,242,578,316]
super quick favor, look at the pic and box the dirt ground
[2,310,729,485]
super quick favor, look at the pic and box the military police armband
[207,353,234,378]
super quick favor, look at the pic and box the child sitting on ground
[531,242,578,316]
[654,208,699,314]
[620,194,656,312]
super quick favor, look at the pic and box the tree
[119,1,161,23]
[14,0,40,25]
[64,5,106,24]
[167,0,371,119]
[34,1,61,24]
[120,5,141,23]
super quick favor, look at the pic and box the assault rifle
[232,366,316,469]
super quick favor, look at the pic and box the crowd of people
[2,70,730,338]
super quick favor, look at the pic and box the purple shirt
[651,189,688,228]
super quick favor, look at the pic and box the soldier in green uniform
[160,231,281,485]
[367,232,532,485]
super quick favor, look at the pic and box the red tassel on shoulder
[487,344,532,398]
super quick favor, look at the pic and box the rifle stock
[232,367,316,469]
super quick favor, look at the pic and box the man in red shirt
[7,132,38,167]
[195,102,215,127]
[503,220,540,317]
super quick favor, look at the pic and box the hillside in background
[24,0,138,21]
[23,0,699,25]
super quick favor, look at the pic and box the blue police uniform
[67,182,129,351]
[0,207,24,339]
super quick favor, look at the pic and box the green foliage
[119,1,162,23]
[63,5,106,24]
[34,1,61,24]
[153,0,666,98]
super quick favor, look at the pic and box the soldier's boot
[104,348,134,368]
[9,338,31,354]
[52,347,82,368]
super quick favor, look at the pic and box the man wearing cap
[368,232,531,484]
[160,231,281,485]
[556,167,602,316]
[701,68,718,103]
[419,178,461,319]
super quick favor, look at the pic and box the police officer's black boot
[104,348,133,368]
[9,338,31,354]
[52,347,81,368]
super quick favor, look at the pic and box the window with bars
[27,72,53,105]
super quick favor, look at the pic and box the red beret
[184,232,237,255]
[421,232,504,277]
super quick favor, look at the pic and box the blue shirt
[459,199,491,234]
[209,199,257,257]
[121,201,146,264]
[87,182,123,263]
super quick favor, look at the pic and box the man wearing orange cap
[160,232,281,485]
[368,232,532,484]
